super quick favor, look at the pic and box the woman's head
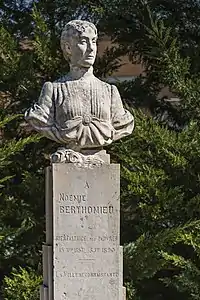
[61,20,98,68]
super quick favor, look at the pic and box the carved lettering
[60,206,65,213]
[93,206,99,214]
[56,271,119,278]
[84,181,89,188]
[59,193,87,202]
[98,235,117,242]
[102,247,116,253]
[55,234,117,242]
[59,205,114,214]
[55,235,87,242]
[56,245,116,254]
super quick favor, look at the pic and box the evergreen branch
[0,134,41,165]
[124,220,200,281]
[0,114,22,129]
[142,7,200,121]
[0,175,14,188]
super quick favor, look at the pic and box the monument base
[40,163,126,300]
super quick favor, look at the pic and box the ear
[65,42,71,56]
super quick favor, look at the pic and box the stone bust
[25,20,134,164]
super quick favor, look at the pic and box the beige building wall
[97,37,144,81]
[98,37,176,99]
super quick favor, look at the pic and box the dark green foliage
[0,113,43,278]
[110,110,200,299]
[2,267,42,300]
[109,13,200,299]
[0,0,102,289]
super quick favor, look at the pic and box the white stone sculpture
[25,20,134,164]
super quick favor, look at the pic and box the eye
[79,39,87,44]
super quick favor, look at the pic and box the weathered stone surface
[123,286,126,300]
[25,20,134,164]
[47,246,53,300]
[45,167,53,245]
[119,246,123,300]
[52,163,120,300]
[42,245,48,287]
[43,287,48,300]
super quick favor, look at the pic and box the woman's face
[67,27,97,68]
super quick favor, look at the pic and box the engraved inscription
[84,181,90,188]
[53,164,120,300]
[55,234,118,242]
[58,193,114,215]
[56,271,119,278]
[55,235,87,241]
[56,246,116,253]
[59,193,86,202]
[59,205,114,214]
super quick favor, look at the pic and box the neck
[69,65,93,80]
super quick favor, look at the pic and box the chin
[81,59,95,68]
[81,63,94,68]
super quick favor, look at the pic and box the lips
[85,55,94,59]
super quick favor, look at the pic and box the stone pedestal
[40,163,126,300]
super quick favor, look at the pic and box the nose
[87,41,95,53]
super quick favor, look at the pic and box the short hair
[60,20,97,58]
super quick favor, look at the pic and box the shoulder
[43,81,53,88]
[44,79,66,90]
[110,84,120,95]
[40,81,53,96]
[94,77,119,92]
[94,77,113,92]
